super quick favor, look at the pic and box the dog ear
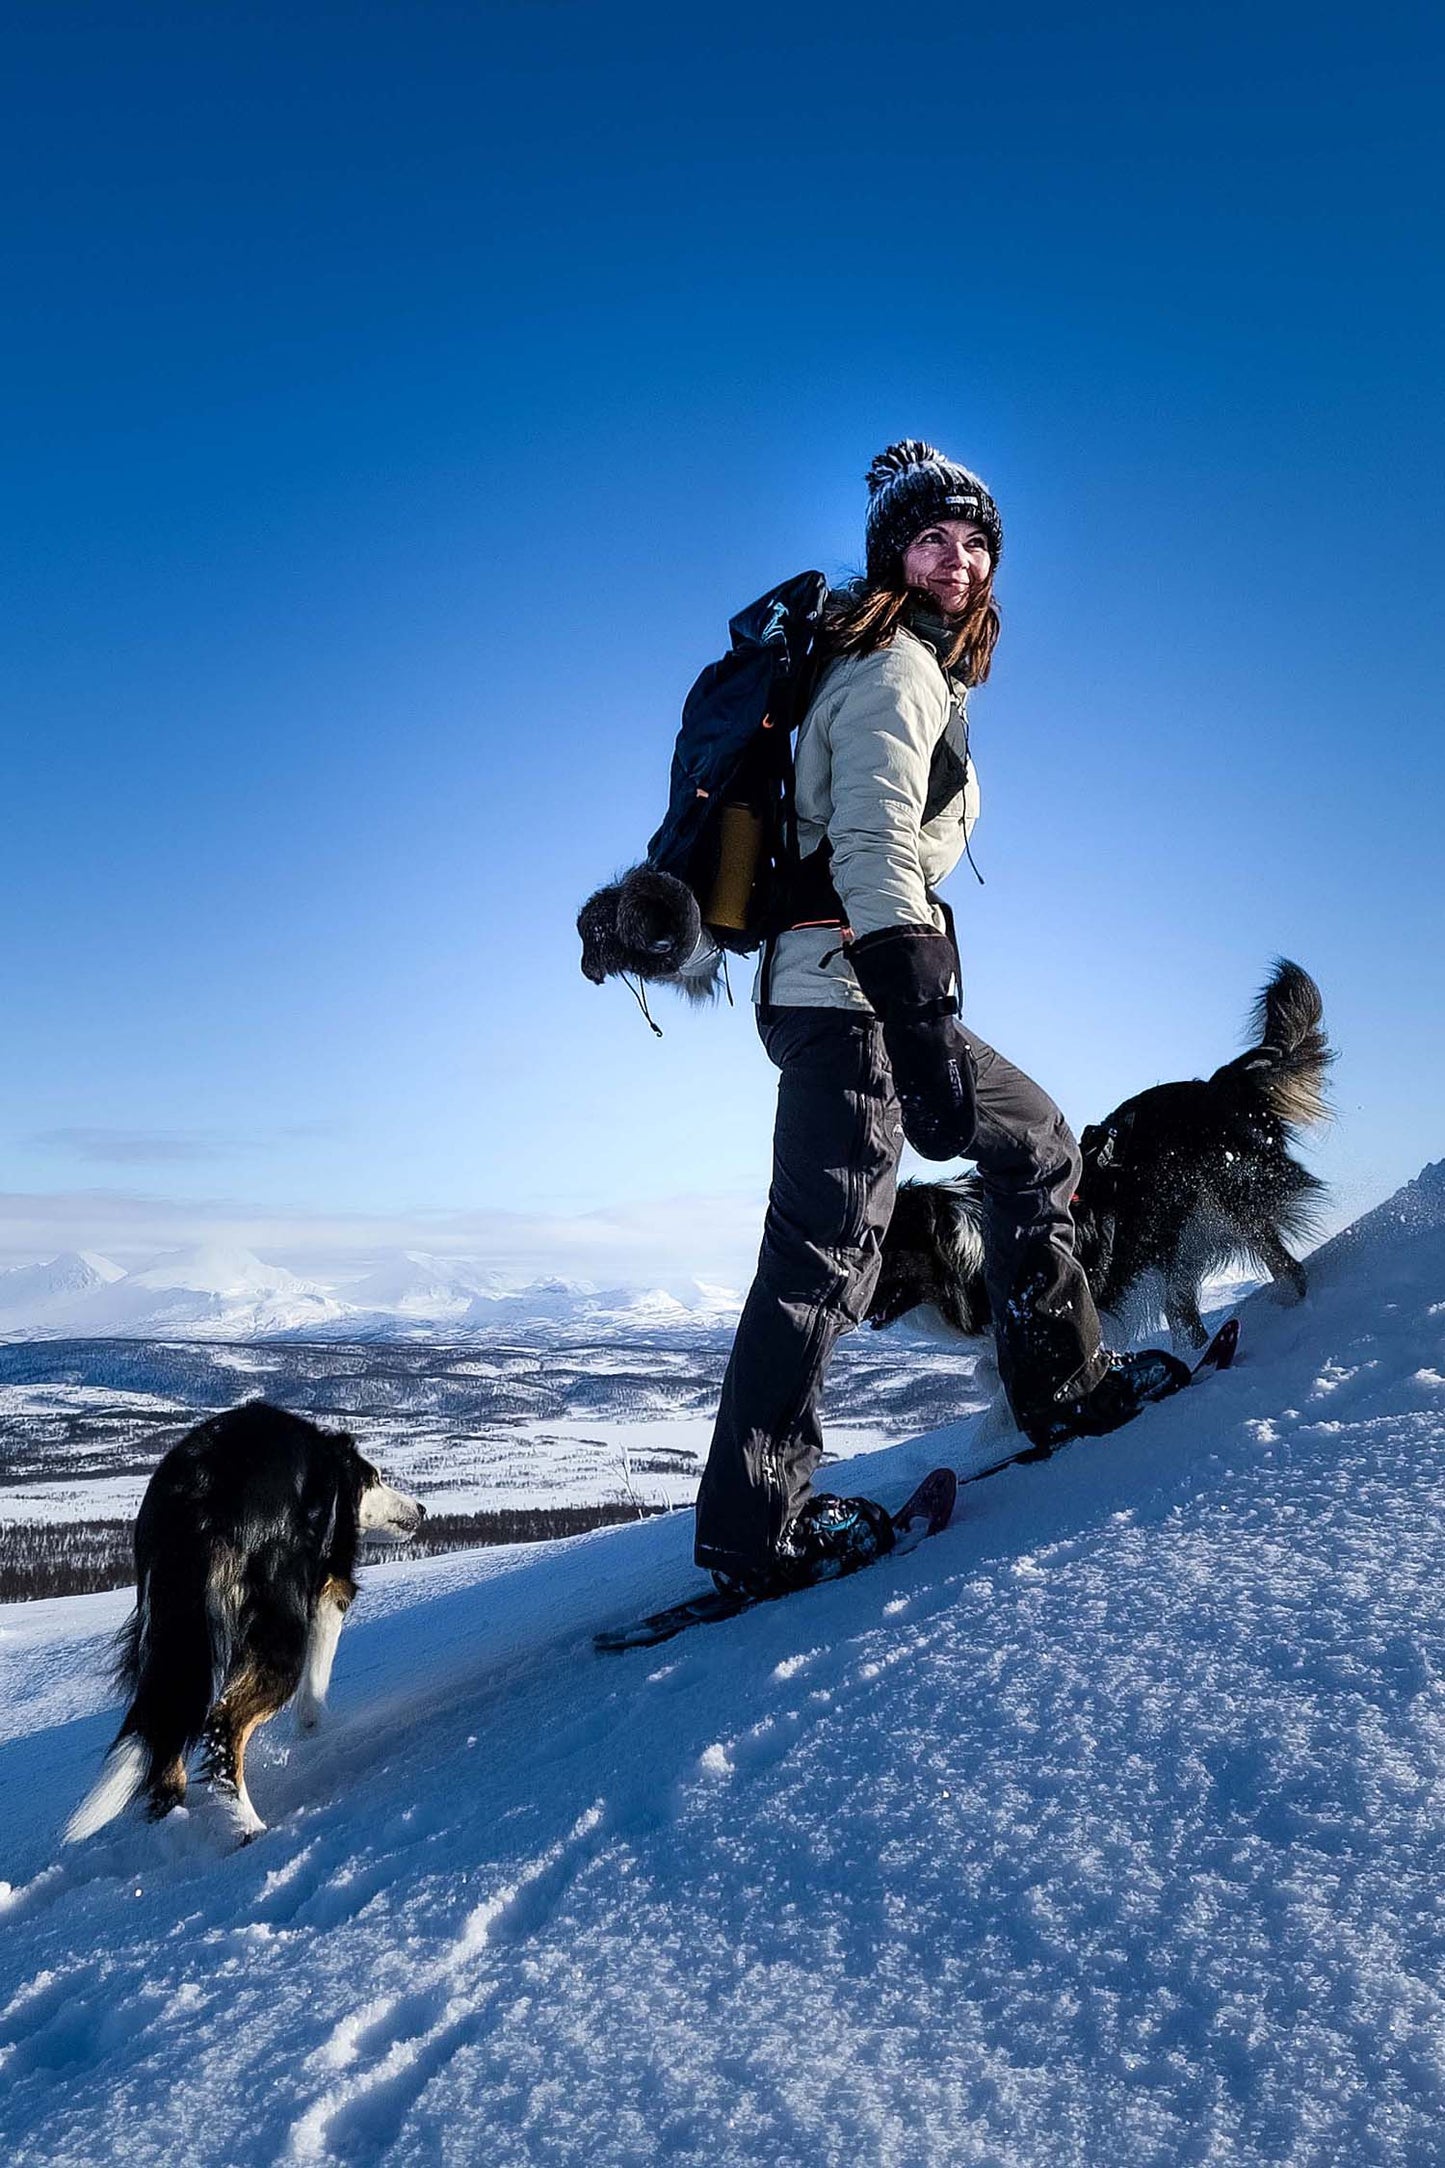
[303,1470,342,1554]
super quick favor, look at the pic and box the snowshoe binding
[1021,1346,1192,1455]
[711,1491,897,1602]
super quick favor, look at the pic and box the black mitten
[847,924,976,1161]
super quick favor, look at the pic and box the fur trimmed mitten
[615,867,701,974]
[577,878,631,985]
[847,924,977,1161]
[577,866,721,1001]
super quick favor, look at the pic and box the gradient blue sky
[3,1,1441,1279]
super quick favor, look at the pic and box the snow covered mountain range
[0,1247,743,1341]
[2,1161,1443,2163]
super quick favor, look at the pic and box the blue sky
[3,0,1441,1279]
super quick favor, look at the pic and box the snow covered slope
[0,1252,124,1331]
[2,1165,1444,2166]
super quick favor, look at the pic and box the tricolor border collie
[870,959,1333,1353]
[65,1403,424,1846]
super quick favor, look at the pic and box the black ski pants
[694,1004,1108,1578]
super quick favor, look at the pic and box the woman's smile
[901,519,993,618]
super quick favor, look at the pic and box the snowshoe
[1021,1346,1192,1454]
[711,1491,896,1601]
[597,1471,956,1653]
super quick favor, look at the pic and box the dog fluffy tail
[63,1560,235,1844]
[63,1603,153,1842]
[63,1733,149,1844]
[1243,959,1334,1130]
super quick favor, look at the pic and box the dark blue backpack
[646,569,830,947]
[578,571,833,990]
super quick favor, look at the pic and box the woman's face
[901,518,993,619]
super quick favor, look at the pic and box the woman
[694,440,1186,1599]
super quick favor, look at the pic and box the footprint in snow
[287,1802,608,2163]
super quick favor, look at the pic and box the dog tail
[1244,959,1334,1130]
[64,1560,232,1845]
[62,1600,151,1842]
[63,1733,149,1844]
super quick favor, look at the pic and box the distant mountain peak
[127,1245,315,1298]
[0,1250,127,1315]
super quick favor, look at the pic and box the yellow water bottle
[704,803,764,933]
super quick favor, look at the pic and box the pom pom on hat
[865,439,944,495]
[864,439,1002,580]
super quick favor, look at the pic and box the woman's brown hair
[823,572,1000,687]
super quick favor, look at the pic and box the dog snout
[359,1478,428,1540]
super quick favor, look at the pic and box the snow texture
[2,1164,1444,2165]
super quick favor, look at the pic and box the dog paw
[202,1782,266,1846]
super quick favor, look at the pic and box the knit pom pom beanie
[863,439,1002,581]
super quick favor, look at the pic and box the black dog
[870,960,1332,1352]
[65,1404,424,1846]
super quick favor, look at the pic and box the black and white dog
[65,1403,424,1846]
[870,959,1333,1354]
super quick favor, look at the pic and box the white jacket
[757,627,979,1011]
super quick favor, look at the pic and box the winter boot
[710,1492,896,1602]
[1022,1347,1191,1453]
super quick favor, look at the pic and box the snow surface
[2,1165,1445,2164]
